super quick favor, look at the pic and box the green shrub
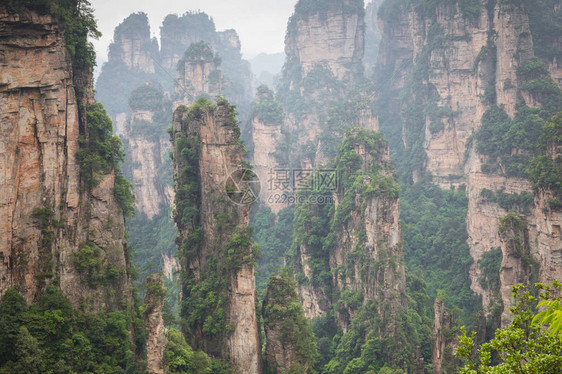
[251,86,284,125]
[77,103,135,215]
[478,248,503,292]
[0,286,142,373]
[128,84,164,111]
[163,329,230,374]
[263,270,317,371]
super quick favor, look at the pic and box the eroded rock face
[160,13,252,106]
[364,0,384,74]
[285,1,365,81]
[376,0,561,324]
[108,13,157,74]
[377,1,533,181]
[0,7,130,310]
[175,44,222,107]
[172,100,261,374]
[330,135,406,332]
[432,299,458,374]
[95,12,159,127]
[144,274,167,374]
[129,130,171,219]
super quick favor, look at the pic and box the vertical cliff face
[288,129,418,370]
[172,98,261,373]
[329,132,405,332]
[108,12,157,74]
[364,0,384,75]
[96,12,159,134]
[160,12,253,108]
[376,0,535,181]
[175,42,222,106]
[279,0,376,170]
[144,274,167,374]
[432,298,458,374]
[263,272,317,373]
[126,84,172,218]
[0,6,131,310]
[248,86,286,213]
[285,0,365,81]
[375,0,562,324]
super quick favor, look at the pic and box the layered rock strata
[0,6,131,310]
[144,274,167,374]
[172,99,261,374]
[375,0,562,322]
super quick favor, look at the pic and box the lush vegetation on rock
[173,98,257,344]
[402,182,480,323]
[457,282,562,373]
[528,112,562,206]
[163,329,230,373]
[78,103,135,216]
[473,58,562,182]
[129,84,165,112]
[251,85,285,125]
[253,205,295,294]
[0,286,145,373]
[291,0,365,24]
[263,270,317,373]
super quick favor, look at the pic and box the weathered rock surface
[144,274,167,374]
[285,1,364,81]
[129,131,171,219]
[95,12,159,125]
[175,43,222,107]
[280,0,375,170]
[364,0,384,74]
[172,100,261,374]
[330,134,406,332]
[376,0,562,324]
[160,12,252,106]
[432,298,458,374]
[0,7,130,310]
[108,12,157,74]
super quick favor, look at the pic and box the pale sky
[90,0,299,68]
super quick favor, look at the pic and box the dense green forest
[2,0,562,373]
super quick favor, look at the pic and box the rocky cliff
[96,12,160,134]
[329,131,405,332]
[175,42,222,107]
[126,84,172,219]
[287,129,420,371]
[278,0,376,169]
[364,0,384,75]
[374,0,562,324]
[0,5,131,310]
[432,298,458,374]
[108,12,157,75]
[263,272,316,373]
[285,0,365,81]
[172,98,261,373]
[144,274,167,374]
[248,86,286,213]
[160,12,252,108]
[291,130,406,326]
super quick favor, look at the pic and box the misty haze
[0,0,561,373]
